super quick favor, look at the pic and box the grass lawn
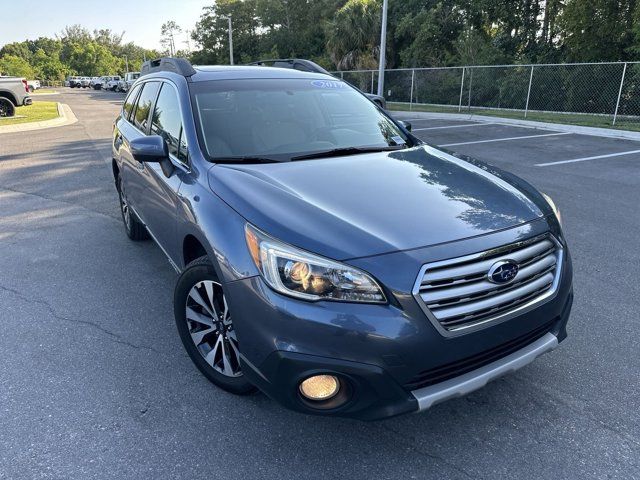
[0,101,59,125]
[388,102,640,132]
[31,89,58,95]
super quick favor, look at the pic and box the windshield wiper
[214,156,281,164]
[290,145,407,161]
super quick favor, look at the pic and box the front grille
[404,320,555,391]
[414,234,562,334]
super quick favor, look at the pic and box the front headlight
[245,224,386,303]
[542,193,562,226]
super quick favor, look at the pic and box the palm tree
[326,0,381,70]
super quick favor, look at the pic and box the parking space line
[535,149,640,167]
[413,123,495,131]
[440,132,570,147]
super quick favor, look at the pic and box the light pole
[222,16,234,65]
[124,55,129,74]
[376,0,388,98]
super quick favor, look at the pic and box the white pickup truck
[104,76,122,91]
[117,72,141,92]
[0,76,32,117]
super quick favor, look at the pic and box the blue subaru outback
[111,58,573,420]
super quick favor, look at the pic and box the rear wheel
[116,173,148,241]
[0,98,15,117]
[174,256,256,395]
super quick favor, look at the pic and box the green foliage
[0,25,160,80]
[560,0,636,62]
[0,55,35,78]
[3,1,640,82]
[326,0,381,70]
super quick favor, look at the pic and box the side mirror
[399,120,412,132]
[130,135,168,163]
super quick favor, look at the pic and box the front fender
[175,172,260,284]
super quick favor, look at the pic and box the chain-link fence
[334,62,640,129]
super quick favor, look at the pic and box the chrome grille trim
[412,234,563,337]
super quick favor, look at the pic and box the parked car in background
[104,76,122,91]
[68,76,82,88]
[117,72,141,92]
[249,58,387,108]
[92,77,107,90]
[0,76,32,117]
[27,80,41,93]
[110,57,572,420]
[89,77,102,89]
[80,77,91,88]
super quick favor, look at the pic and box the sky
[0,0,208,50]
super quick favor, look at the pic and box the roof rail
[141,57,197,77]
[248,58,331,75]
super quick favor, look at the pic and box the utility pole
[222,16,234,65]
[376,0,388,98]
[124,55,129,74]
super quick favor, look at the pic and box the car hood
[208,145,544,260]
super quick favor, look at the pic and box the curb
[392,110,640,141]
[0,102,77,134]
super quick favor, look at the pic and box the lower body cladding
[224,226,573,420]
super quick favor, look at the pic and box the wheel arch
[183,234,208,267]
[0,91,18,106]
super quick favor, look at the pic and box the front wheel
[174,257,256,395]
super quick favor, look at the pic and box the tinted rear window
[133,82,160,132]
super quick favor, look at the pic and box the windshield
[191,78,411,162]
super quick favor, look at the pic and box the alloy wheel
[185,280,242,378]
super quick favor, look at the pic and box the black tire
[174,256,256,395]
[0,98,15,117]
[116,173,148,241]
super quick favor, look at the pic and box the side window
[123,84,141,121]
[133,82,160,132]
[151,83,188,163]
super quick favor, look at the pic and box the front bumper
[411,331,558,411]
[224,220,573,420]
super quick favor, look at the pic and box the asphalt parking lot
[0,89,639,479]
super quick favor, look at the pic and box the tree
[326,0,382,70]
[161,21,182,56]
[0,42,32,61]
[559,0,636,62]
[0,55,35,78]
[191,0,260,64]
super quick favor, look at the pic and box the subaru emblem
[488,260,519,285]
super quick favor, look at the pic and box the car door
[135,81,191,263]
[119,81,161,215]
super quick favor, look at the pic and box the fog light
[299,375,340,401]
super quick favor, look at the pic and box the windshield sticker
[311,80,346,89]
